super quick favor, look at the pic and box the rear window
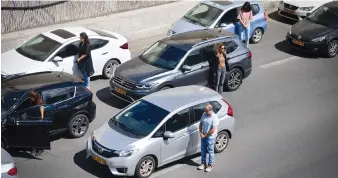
[251,4,260,16]
[89,29,117,39]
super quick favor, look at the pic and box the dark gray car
[110,29,252,102]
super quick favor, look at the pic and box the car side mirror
[220,23,227,28]
[163,131,174,139]
[52,56,63,62]
[181,65,192,72]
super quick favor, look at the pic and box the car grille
[284,3,298,10]
[112,75,136,90]
[92,139,119,158]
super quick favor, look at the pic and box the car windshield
[183,3,223,27]
[16,34,62,62]
[306,6,338,28]
[140,41,187,70]
[1,91,24,116]
[110,99,169,137]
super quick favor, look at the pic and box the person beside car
[77,32,95,89]
[213,43,229,94]
[237,1,253,47]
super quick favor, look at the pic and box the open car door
[3,104,55,149]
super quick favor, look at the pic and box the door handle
[102,52,108,55]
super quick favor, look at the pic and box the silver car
[1,149,18,178]
[86,85,236,178]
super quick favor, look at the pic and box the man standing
[197,104,219,172]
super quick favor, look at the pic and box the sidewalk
[1,1,279,52]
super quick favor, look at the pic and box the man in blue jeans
[197,104,219,172]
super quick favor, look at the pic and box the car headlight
[300,6,314,11]
[312,36,326,42]
[135,83,155,89]
[114,149,139,157]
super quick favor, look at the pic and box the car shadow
[268,11,297,25]
[275,40,319,59]
[8,149,43,160]
[90,75,106,82]
[96,87,129,109]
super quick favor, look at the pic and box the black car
[109,29,252,103]
[1,71,96,150]
[286,1,338,58]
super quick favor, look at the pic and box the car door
[173,49,209,86]
[89,38,109,74]
[3,104,55,149]
[222,40,241,67]
[160,108,191,165]
[214,7,240,33]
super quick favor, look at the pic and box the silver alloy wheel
[328,41,338,57]
[139,159,154,177]
[216,133,228,150]
[252,29,263,42]
[71,117,88,136]
[105,61,119,78]
[228,71,242,89]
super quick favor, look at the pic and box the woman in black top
[78,32,94,89]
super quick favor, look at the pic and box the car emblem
[297,35,301,40]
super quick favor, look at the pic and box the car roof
[1,148,14,165]
[142,85,220,112]
[42,27,100,43]
[161,28,236,51]
[1,71,83,95]
[325,1,338,12]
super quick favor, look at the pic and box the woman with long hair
[214,43,229,94]
[78,32,94,89]
[237,2,253,47]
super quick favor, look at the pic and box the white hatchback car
[1,27,131,79]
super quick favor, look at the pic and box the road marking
[259,56,300,69]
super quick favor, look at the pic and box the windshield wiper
[184,16,205,27]
[117,121,141,136]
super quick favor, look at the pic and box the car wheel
[103,59,120,79]
[327,40,338,58]
[159,86,171,90]
[250,28,263,44]
[214,131,229,153]
[135,156,156,178]
[226,68,243,91]
[68,114,89,138]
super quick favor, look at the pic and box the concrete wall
[1,0,175,34]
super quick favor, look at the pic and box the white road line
[259,56,300,69]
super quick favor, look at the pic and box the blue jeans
[201,136,216,166]
[243,24,250,47]
[236,22,250,47]
[82,72,90,88]
[215,67,227,94]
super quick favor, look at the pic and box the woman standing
[237,2,253,47]
[78,32,94,89]
[214,43,229,94]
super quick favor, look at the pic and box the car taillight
[264,11,267,21]
[8,167,17,176]
[222,98,233,117]
[120,43,128,49]
[248,51,252,58]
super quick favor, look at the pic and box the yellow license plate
[292,39,304,46]
[92,155,106,165]
[115,87,126,95]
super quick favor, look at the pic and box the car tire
[225,68,243,91]
[68,114,89,138]
[327,40,338,58]
[159,86,171,90]
[250,28,263,44]
[103,59,120,79]
[214,131,229,153]
[135,156,156,178]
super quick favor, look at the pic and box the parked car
[110,29,252,103]
[1,27,131,79]
[1,148,18,178]
[278,0,332,21]
[1,71,96,150]
[168,1,268,44]
[86,85,235,178]
[286,1,338,58]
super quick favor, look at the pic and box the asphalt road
[5,14,338,178]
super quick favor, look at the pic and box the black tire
[102,59,120,79]
[225,68,243,91]
[327,40,338,58]
[68,114,89,138]
[135,156,156,178]
[159,86,171,91]
[250,28,264,44]
[214,131,230,153]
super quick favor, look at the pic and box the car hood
[93,121,139,150]
[171,18,206,34]
[1,49,41,75]
[283,0,328,7]
[115,56,170,83]
[291,19,334,38]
